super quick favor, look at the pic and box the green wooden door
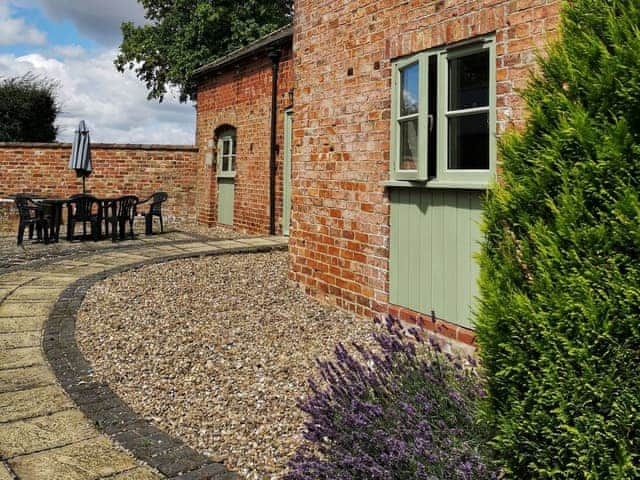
[283,110,293,236]
[217,178,235,226]
[389,189,483,328]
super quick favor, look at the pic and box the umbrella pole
[83,176,86,194]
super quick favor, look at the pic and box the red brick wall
[0,143,198,219]
[289,0,561,344]
[195,44,294,234]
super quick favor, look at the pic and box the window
[217,128,236,178]
[390,37,496,187]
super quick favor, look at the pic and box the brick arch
[213,123,236,140]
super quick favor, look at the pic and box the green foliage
[115,0,293,102]
[476,1,640,478]
[0,74,59,142]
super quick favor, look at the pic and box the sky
[0,0,196,144]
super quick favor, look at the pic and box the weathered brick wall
[0,143,198,219]
[195,45,294,234]
[290,0,561,344]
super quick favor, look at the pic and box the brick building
[193,26,294,235]
[193,0,562,345]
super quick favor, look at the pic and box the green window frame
[389,36,496,188]
[217,129,236,178]
[390,54,429,180]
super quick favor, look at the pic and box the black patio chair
[14,195,51,246]
[67,194,102,241]
[104,195,138,242]
[137,192,168,235]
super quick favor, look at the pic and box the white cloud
[0,49,195,145]
[0,3,47,46]
[51,44,86,58]
[12,0,146,45]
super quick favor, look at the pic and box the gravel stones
[76,251,380,479]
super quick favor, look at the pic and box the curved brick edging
[43,243,287,480]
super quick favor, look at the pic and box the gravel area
[76,251,381,479]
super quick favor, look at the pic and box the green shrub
[476,0,640,477]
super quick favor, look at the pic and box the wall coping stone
[0,142,198,152]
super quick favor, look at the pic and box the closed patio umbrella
[68,120,92,193]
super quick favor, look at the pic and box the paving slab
[0,386,73,423]
[0,303,51,318]
[27,276,76,288]
[164,233,192,240]
[0,332,41,350]
[38,267,84,276]
[53,261,91,268]
[0,410,97,459]
[0,272,36,285]
[61,267,110,276]
[0,317,46,334]
[145,245,184,253]
[236,237,283,246]
[202,240,245,250]
[8,437,138,480]
[6,288,64,303]
[0,366,55,393]
[177,242,215,250]
[0,463,12,480]
[44,263,82,271]
[106,467,162,479]
[0,348,44,370]
[91,255,150,265]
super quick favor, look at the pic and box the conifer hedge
[476,0,640,477]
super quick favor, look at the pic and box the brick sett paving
[0,235,288,479]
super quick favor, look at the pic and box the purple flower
[285,316,495,480]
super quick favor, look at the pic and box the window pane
[223,139,230,155]
[400,63,420,116]
[449,50,489,110]
[231,139,236,155]
[399,118,419,171]
[448,113,489,170]
[222,156,229,172]
[230,155,236,172]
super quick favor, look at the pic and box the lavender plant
[285,318,494,480]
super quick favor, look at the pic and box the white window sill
[217,172,237,179]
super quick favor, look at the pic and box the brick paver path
[0,235,288,480]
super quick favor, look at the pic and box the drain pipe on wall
[268,47,281,236]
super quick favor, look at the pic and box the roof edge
[193,24,293,80]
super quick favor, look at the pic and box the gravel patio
[76,251,381,479]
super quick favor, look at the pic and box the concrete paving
[0,234,287,479]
